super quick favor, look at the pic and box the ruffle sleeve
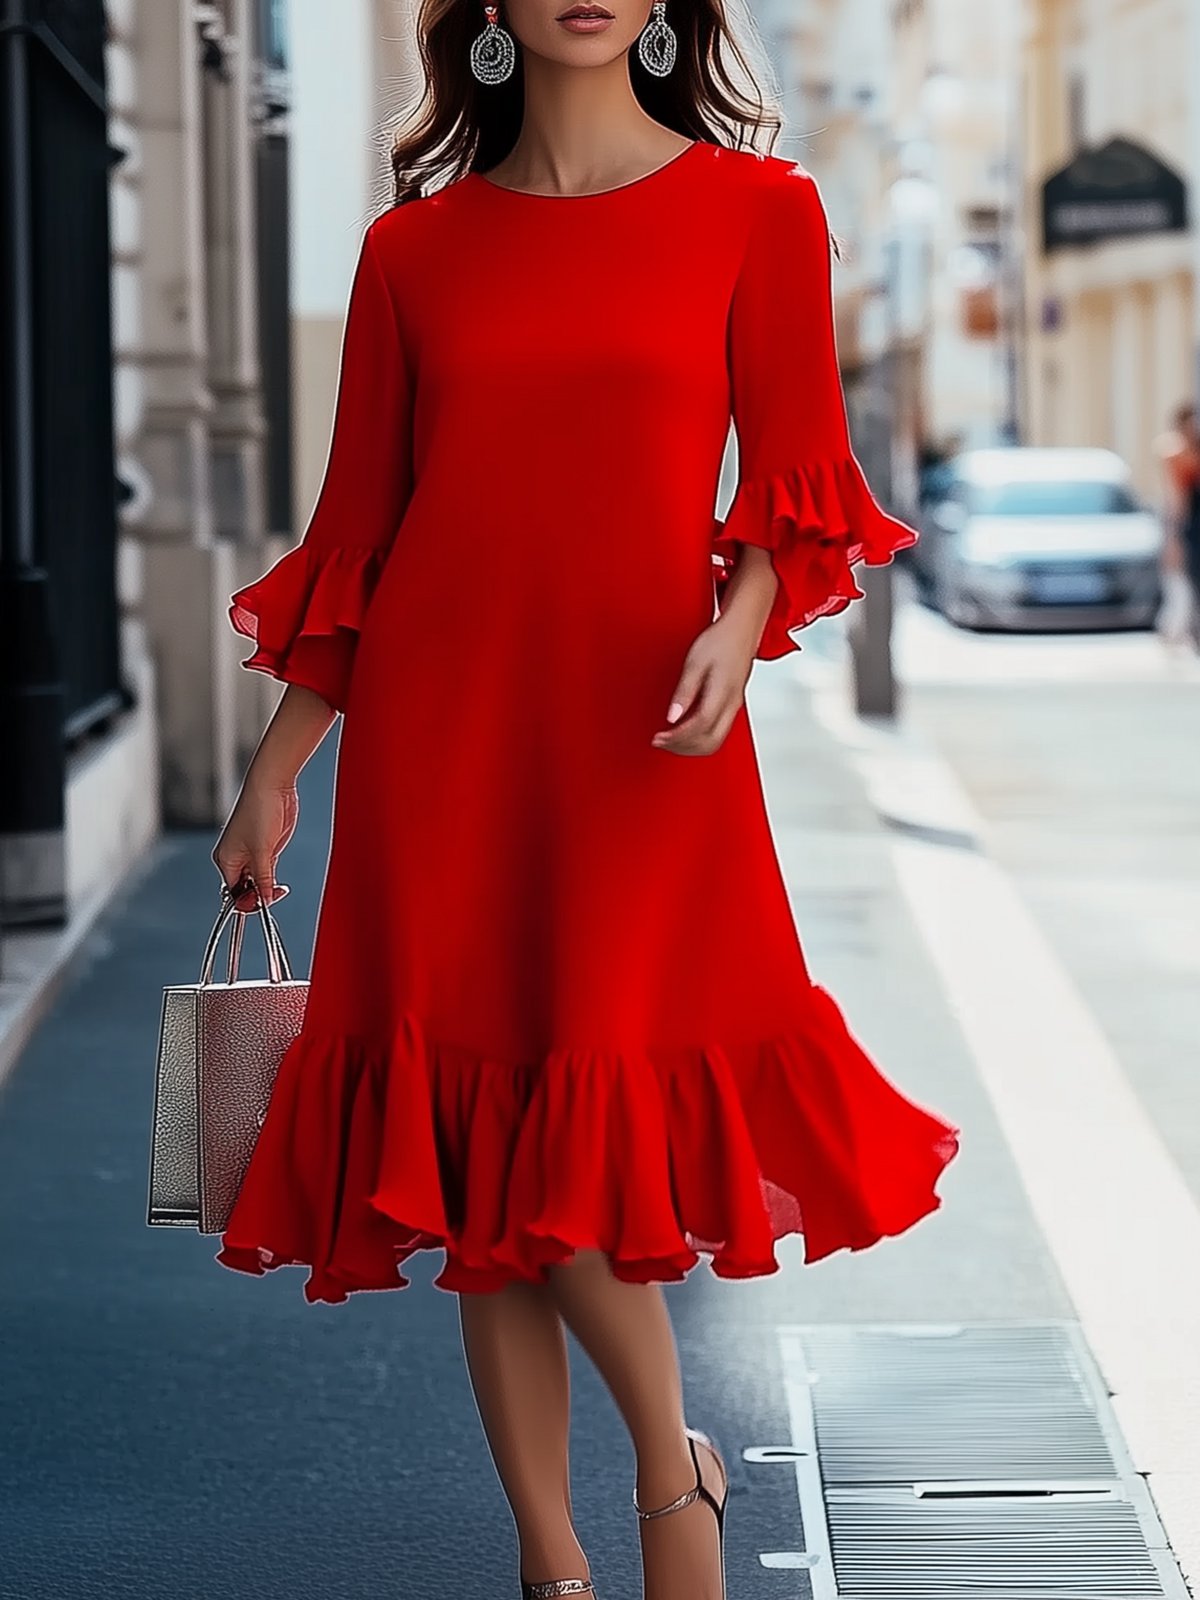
[230,220,414,713]
[713,458,917,660]
[230,543,387,717]
[718,162,917,659]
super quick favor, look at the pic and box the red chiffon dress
[218,139,960,1305]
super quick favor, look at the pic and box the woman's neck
[485,56,689,195]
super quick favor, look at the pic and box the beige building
[108,0,418,831]
[758,0,1018,500]
[887,0,1021,458]
[1020,0,1194,499]
[109,0,284,826]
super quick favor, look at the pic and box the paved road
[0,637,1113,1600]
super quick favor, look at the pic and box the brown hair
[391,0,784,206]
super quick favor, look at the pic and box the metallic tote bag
[147,891,308,1234]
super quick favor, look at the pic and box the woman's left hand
[652,618,756,757]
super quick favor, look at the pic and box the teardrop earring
[637,1,677,77]
[470,4,516,84]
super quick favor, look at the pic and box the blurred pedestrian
[206,5,959,1598]
[1155,401,1200,649]
[917,432,965,512]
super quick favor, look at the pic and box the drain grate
[801,1323,1119,1486]
[771,1322,1188,1600]
[825,1492,1166,1597]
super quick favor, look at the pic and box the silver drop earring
[470,4,516,84]
[637,1,677,77]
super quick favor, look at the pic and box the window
[968,480,1140,516]
[259,0,287,70]
[1067,72,1086,151]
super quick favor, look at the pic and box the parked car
[915,447,1163,631]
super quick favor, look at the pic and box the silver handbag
[147,891,308,1233]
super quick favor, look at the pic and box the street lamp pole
[1000,28,1026,445]
[853,160,938,721]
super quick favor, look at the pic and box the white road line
[807,677,1200,1595]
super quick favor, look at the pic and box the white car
[919,447,1163,631]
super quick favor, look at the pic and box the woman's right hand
[212,777,299,911]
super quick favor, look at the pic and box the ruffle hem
[714,456,918,658]
[216,988,960,1304]
[230,543,385,714]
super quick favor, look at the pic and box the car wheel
[936,568,969,628]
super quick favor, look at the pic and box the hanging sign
[1042,136,1187,252]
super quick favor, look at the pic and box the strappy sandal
[520,1580,595,1598]
[633,1426,729,1600]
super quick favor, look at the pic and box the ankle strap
[521,1582,594,1598]
[633,1479,701,1520]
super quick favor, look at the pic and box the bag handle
[224,898,293,983]
[199,886,294,986]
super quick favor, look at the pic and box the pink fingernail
[666,702,684,724]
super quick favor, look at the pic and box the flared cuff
[713,457,918,659]
[230,543,386,714]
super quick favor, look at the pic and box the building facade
[887,0,1021,462]
[1020,0,1194,500]
[110,0,414,829]
[0,0,414,1045]
[108,0,292,827]
[1,0,159,946]
[756,0,1018,509]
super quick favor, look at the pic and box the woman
[213,2,960,1595]
[1158,401,1200,648]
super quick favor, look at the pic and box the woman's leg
[1187,549,1200,650]
[458,1281,590,1588]
[546,1251,725,1600]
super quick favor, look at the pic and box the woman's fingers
[245,855,278,911]
[654,620,755,757]
[652,674,740,756]
[216,864,289,913]
[659,654,707,734]
[213,846,249,894]
[213,849,278,912]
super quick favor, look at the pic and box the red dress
[219,141,960,1304]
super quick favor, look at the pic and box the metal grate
[802,1324,1119,1485]
[769,1323,1189,1600]
[826,1492,1167,1597]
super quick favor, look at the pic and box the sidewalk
[0,649,1191,1598]
[783,613,1200,1593]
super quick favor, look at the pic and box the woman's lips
[556,6,615,32]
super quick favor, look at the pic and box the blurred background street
[2,1,1200,1596]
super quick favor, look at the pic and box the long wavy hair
[391,0,785,206]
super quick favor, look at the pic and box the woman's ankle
[634,1433,697,1513]
[517,1526,590,1584]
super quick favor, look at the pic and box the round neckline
[472,139,703,200]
